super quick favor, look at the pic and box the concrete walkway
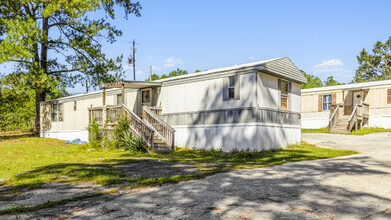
[8,133,391,219]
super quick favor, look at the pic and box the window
[51,103,63,122]
[73,101,77,111]
[223,76,240,101]
[116,94,122,105]
[323,94,332,110]
[228,76,235,100]
[280,80,289,110]
[142,90,151,104]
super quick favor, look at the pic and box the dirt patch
[0,160,200,213]
[0,183,106,210]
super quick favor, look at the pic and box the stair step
[335,122,348,125]
[336,120,349,123]
[330,127,349,131]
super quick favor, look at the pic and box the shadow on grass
[7,150,391,219]
[0,133,33,141]
[0,143,358,202]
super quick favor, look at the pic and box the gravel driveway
[7,133,391,219]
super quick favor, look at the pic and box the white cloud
[314,59,344,68]
[152,65,162,71]
[313,59,353,82]
[249,56,256,60]
[163,57,182,68]
[163,63,176,68]
[150,57,183,72]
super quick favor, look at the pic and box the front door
[141,88,152,107]
[353,91,362,109]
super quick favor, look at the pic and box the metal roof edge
[302,80,391,93]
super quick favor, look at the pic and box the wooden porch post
[121,84,125,105]
[102,88,106,106]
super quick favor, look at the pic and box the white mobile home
[301,80,391,132]
[40,57,307,152]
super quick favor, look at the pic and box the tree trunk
[34,90,45,136]
[41,16,49,73]
[34,13,49,136]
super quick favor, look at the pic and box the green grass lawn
[0,136,357,192]
[302,127,391,135]
[301,127,330,133]
[347,127,391,135]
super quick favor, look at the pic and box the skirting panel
[40,130,89,142]
[301,118,329,129]
[368,116,391,129]
[173,123,301,152]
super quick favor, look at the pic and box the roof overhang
[101,80,162,89]
[341,87,371,92]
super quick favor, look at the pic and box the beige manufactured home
[40,57,307,152]
[301,80,391,132]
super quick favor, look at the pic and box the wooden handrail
[329,105,340,130]
[106,105,123,124]
[148,106,162,117]
[348,104,359,132]
[122,105,155,151]
[348,103,370,132]
[142,106,175,150]
[88,107,103,125]
[362,102,369,117]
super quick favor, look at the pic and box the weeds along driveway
[7,133,391,219]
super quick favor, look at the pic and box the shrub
[87,118,102,148]
[120,130,133,150]
[120,130,148,153]
[130,135,148,153]
[112,115,130,148]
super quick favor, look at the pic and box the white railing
[142,106,175,150]
[122,105,155,151]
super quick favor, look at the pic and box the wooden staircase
[89,105,175,152]
[330,115,349,133]
[141,115,175,152]
[329,103,369,133]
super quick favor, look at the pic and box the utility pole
[149,65,152,81]
[132,39,136,81]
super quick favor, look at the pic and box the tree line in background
[145,68,202,81]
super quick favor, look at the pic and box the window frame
[116,94,122,105]
[323,94,332,111]
[141,88,152,105]
[228,76,235,100]
[51,103,63,122]
[280,79,289,110]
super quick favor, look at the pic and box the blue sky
[3,0,391,94]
